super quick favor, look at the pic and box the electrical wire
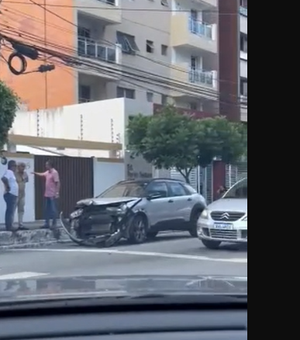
[1,1,244,15]
[0,30,247,114]
[0,4,245,90]
[0,2,247,112]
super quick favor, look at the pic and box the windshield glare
[97,182,147,198]
[223,178,247,199]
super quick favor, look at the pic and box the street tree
[127,105,247,183]
[196,116,247,167]
[0,80,19,150]
[127,105,199,183]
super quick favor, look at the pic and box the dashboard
[0,302,247,340]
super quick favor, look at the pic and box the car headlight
[200,209,209,219]
[120,203,128,211]
[70,209,83,219]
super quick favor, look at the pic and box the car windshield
[97,182,147,198]
[223,178,247,199]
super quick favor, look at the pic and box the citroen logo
[220,213,230,220]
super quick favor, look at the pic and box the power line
[0,4,244,92]
[1,1,243,15]
[1,31,247,113]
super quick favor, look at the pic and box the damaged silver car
[60,179,206,247]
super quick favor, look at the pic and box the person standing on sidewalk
[1,160,18,231]
[32,160,60,229]
[15,162,29,229]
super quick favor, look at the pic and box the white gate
[225,162,247,188]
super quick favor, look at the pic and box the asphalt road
[0,232,247,280]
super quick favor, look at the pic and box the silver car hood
[208,198,247,213]
[76,197,140,206]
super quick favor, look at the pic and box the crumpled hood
[76,197,140,206]
[0,275,247,302]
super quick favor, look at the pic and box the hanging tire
[128,214,147,244]
[201,239,221,249]
[189,209,202,237]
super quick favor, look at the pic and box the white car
[197,178,247,249]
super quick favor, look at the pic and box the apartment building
[218,0,247,122]
[239,0,248,122]
[0,0,219,115]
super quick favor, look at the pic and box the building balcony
[170,14,217,54]
[192,0,217,8]
[77,37,122,80]
[153,104,215,119]
[170,63,217,99]
[240,6,248,16]
[74,0,121,24]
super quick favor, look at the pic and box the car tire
[189,208,203,237]
[147,231,158,240]
[201,239,221,249]
[128,214,147,244]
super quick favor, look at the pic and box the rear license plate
[213,223,233,230]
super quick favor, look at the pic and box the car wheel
[201,239,221,249]
[189,209,202,237]
[147,231,158,240]
[128,214,147,244]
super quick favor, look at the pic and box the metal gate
[34,155,94,220]
[170,165,213,204]
[225,162,247,188]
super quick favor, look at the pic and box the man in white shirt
[1,160,18,231]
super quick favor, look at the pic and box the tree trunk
[177,168,192,183]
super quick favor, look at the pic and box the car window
[97,182,147,198]
[223,178,247,199]
[146,181,168,198]
[182,183,197,194]
[168,182,187,197]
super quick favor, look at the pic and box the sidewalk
[0,220,71,249]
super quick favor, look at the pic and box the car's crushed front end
[60,197,142,247]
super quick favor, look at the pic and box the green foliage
[127,105,247,183]
[0,81,19,149]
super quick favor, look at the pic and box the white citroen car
[197,178,247,249]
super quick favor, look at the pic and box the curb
[0,228,72,250]
[0,229,189,250]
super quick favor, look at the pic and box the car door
[166,181,191,224]
[144,181,170,227]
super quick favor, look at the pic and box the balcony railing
[189,69,213,87]
[240,6,247,16]
[188,18,212,40]
[99,0,117,5]
[78,37,117,63]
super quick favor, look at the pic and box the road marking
[0,271,48,280]
[14,248,247,263]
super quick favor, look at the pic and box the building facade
[0,0,219,115]
[239,0,248,122]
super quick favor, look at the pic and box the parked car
[197,178,247,249]
[68,178,207,244]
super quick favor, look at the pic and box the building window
[161,44,168,56]
[146,40,154,53]
[78,27,90,39]
[189,102,197,110]
[240,33,247,53]
[161,94,168,105]
[117,86,135,99]
[116,31,139,54]
[147,92,153,102]
[79,85,91,103]
[240,0,247,8]
[240,79,247,97]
